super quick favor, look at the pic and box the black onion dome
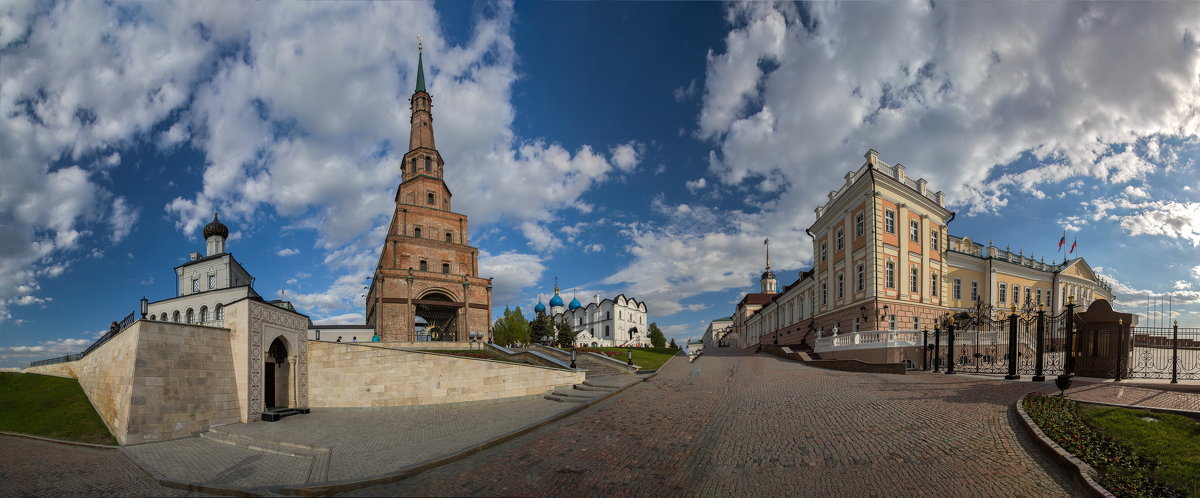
[761,270,776,280]
[203,213,229,239]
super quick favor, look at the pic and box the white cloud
[520,221,563,252]
[2,337,90,354]
[107,197,138,244]
[1173,280,1191,290]
[1193,265,1200,280]
[1122,185,1151,199]
[312,313,365,326]
[610,143,641,172]
[673,79,697,102]
[583,243,604,253]
[277,248,300,257]
[479,250,545,308]
[685,177,707,193]
[1117,201,1200,246]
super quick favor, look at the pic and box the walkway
[0,435,188,497]
[352,349,1084,496]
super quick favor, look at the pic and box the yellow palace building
[739,150,1113,364]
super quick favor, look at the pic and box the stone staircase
[262,407,310,422]
[787,343,822,360]
[529,345,637,377]
[543,379,623,403]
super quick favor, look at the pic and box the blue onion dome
[549,292,564,308]
[203,213,229,239]
[569,296,582,310]
[534,301,546,313]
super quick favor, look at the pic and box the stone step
[262,407,310,422]
[582,380,625,389]
[543,393,591,403]
[551,389,602,400]
[573,384,616,392]
[201,428,330,483]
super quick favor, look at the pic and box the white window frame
[821,283,828,305]
[910,220,920,242]
[836,273,844,299]
[192,278,199,293]
[885,262,895,288]
[855,213,864,237]
[953,278,962,300]
[208,274,216,290]
[930,272,938,296]
[909,267,919,293]
[999,283,1008,304]
[884,210,895,233]
[836,229,844,251]
[931,229,939,250]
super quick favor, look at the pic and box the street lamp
[140,297,148,319]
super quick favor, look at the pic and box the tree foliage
[492,306,531,346]
[669,337,677,348]
[648,322,666,348]
[555,317,577,348]
[529,311,554,345]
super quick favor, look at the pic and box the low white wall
[307,342,584,408]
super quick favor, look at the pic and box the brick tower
[366,44,493,342]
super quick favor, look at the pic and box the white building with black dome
[534,286,649,347]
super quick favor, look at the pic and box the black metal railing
[28,311,136,368]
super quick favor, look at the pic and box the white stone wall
[174,254,253,297]
[147,286,253,325]
[554,295,649,347]
[306,342,584,408]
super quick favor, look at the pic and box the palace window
[889,314,896,330]
[885,262,895,288]
[999,283,1008,304]
[215,305,224,321]
[186,308,194,324]
[1025,287,1032,306]
[419,260,428,271]
[821,283,828,305]
[884,210,895,233]
[821,242,828,262]
[605,325,610,337]
[910,220,920,242]
[160,312,167,321]
[414,227,421,238]
[836,229,844,250]
[836,273,844,299]
[172,311,180,323]
[192,278,199,293]
[442,263,450,274]
[913,316,920,330]
[1037,288,1043,305]
[856,263,865,291]
[971,281,979,302]
[855,213,864,237]
[953,279,962,300]
[931,229,939,250]
[209,275,216,290]
[1012,285,1020,305]
[910,267,919,293]
[200,306,208,323]
[930,272,938,296]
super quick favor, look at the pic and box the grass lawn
[1079,404,1200,495]
[587,347,678,370]
[0,372,116,445]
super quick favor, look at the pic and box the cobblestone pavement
[0,435,188,497]
[1038,380,1200,412]
[352,349,1082,497]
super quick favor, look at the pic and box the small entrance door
[264,361,276,409]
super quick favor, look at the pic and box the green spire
[415,46,426,93]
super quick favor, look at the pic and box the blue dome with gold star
[549,292,564,308]
[568,296,582,310]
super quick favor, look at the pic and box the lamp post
[1005,304,1020,380]
[945,314,956,375]
[140,297,148,319]
[570,349,577,370]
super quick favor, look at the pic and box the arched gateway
[265,337,290,409]
[415,291,459,341]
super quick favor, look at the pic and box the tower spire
[764,238,771,270]
[415,37,426,94]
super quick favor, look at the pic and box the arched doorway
[265,337,290,410]
[415,291,459,342]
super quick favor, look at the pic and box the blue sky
[3,1,1200,369]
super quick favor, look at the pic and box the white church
[534,286,650,347]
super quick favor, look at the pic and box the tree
[648,322,666,348]
[492,306,531,346]
[529,311,553,345]
[555,318,577,348]
[669,337,677,348]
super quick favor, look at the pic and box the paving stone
[0,436,189,497]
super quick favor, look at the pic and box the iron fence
[28,311,136,368]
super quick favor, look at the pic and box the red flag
[1070,238,1077,254]
[1058,232,1066,250]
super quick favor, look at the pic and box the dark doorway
[265,337,289,409]
[415,292,459,341]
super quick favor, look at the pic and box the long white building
[534,287,650,347]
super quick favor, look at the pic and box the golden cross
[417,35,423,51]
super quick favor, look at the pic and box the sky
[3,1,1200,369]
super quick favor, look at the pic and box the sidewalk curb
[0,430,119,449]
[1013,394,1112,498]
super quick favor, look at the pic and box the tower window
[419,260,428,271]
[425,157,431,172]
[209,275,216,289]
[410,158,416,175]
[427,193,435,205]
[414,227,421,238]
[442,263,449,274]
[445,232,452,242]
[192,278,199,293]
